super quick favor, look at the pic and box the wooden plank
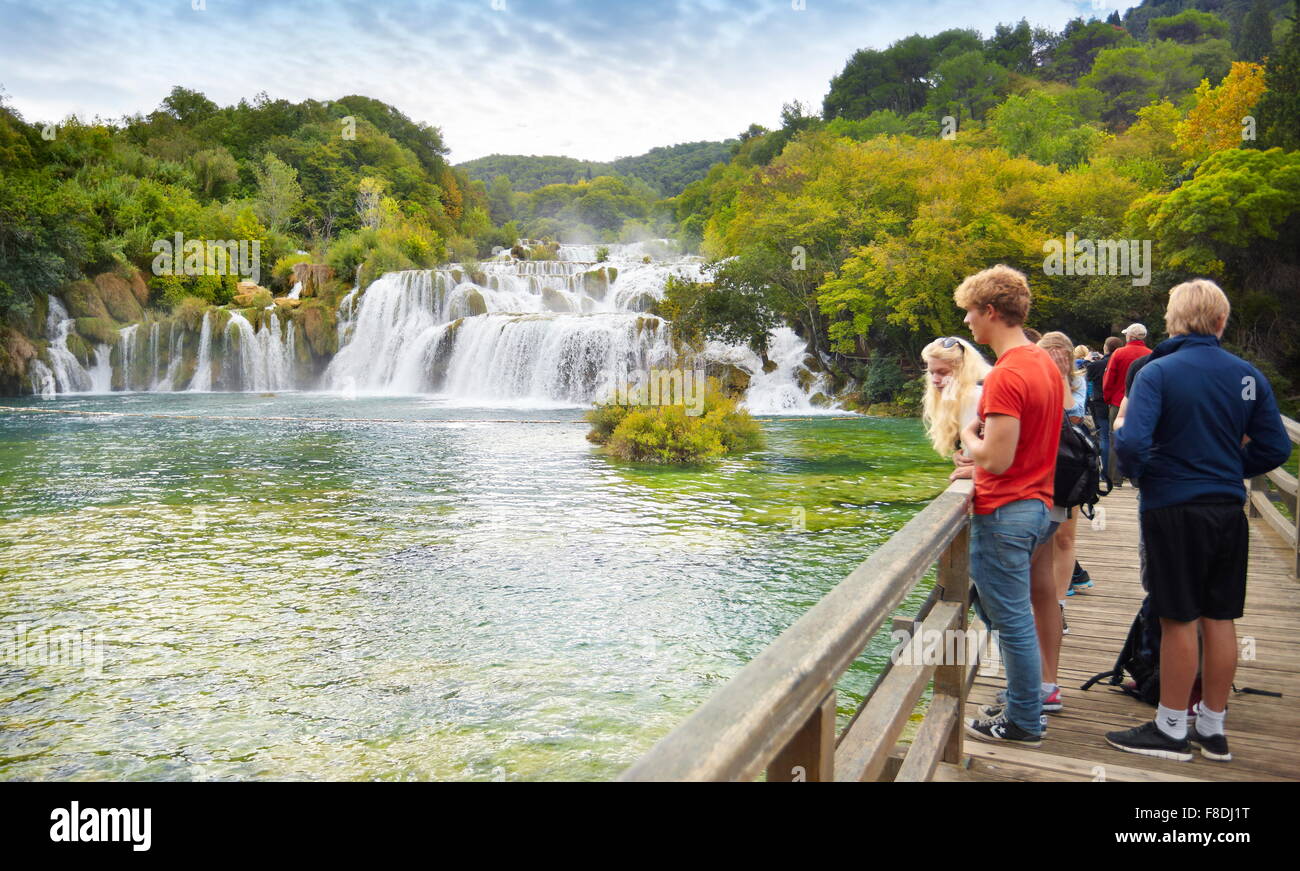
[895,693,958,782]
[767,691,836,782]
[834,600,963,782]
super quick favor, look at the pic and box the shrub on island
[586,379,764,463]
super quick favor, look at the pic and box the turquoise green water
[0,394,948,780]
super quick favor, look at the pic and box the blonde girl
[920,336,992,479]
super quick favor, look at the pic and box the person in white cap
[1102,323,1151,484]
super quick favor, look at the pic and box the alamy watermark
[607,363,706,416]
[2,623,105,676]
[891,626,1001,675]
[151,232,261,285]
[1043,231,1152,287]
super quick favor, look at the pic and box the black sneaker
[965,709,1042,747]
[1105,720,1193,761]
[1188,725,1232,762]
[975,705,1049,734]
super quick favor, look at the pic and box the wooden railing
[620,479,976,782]
[1248,413,1300,577]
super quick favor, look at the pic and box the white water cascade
[38,297,95,394]
[220,311,295,392]
[23,244,839,410]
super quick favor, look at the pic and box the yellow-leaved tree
[1175,61,1267,165]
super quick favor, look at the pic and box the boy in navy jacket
[1108,280,1291,763]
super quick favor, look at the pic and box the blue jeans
[970,498,1051,735]
[1094,408,1111,480]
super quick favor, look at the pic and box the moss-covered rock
[65,331,93,366]
[74,317,121,346]
[865,402,911,417]
[296,301,338,357]
[233,282,271,308]
[462,289,488,316]
[626,292,656,313]
[130,269,150,306]
[290,263,335,298]
[63,280,110,321]
[540,287,573,313]
[0,327,38,392]
[93,272,145,323]
[582,268,609,301]
[761,359,779,375]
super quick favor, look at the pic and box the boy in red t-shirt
[953,265,1063,746]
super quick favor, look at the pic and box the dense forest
[1,0,1298,408]
[458,140,736,196]
[663,0,1300,410]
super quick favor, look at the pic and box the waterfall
[149,322,161,389]
[326,244,701,404]
[28,359,56,397]
[39,297,95,393]
[188,312,214,392]
[155,322,185,392]
[222,311,294,392]
[21,242,838,409]
[88,344,113,393]
[713,327,836,415]
[118,324,140,391]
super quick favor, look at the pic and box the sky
[0,0,1120,164]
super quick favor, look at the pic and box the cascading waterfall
[36,297,94,394]
[221,311,294,392]
[188,312,215,392]
[23,243,838,410]
[117,324,140,391]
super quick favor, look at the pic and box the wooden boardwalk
[948,484,1300,782]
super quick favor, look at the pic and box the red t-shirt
[973,343,1063,515]
[1102,340,1151,407]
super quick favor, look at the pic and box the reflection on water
[0,393,948,780]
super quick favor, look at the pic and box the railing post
[1248,476,1264,518]
[934,520,971,765]
[767,691,836,782]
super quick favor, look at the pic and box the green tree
[925,50,1010,123]
[189,147,238,199]
[1148,10,1230,44]
[1254,0,1300,150]
[1238,0,1276,63]
[253,152,303,232]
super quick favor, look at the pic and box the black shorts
[1140,497,1248,621]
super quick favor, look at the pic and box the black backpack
[1081,596,1167,704]
[1081,596,1278,705]
[1054,417,1110,518]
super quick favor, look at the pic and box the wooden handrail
[1248,413,1300,577]
[620,479,974,782]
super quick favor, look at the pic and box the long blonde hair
[921,337,992,457]
[1039,331,1083,391]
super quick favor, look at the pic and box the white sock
[1041,682,1057,694]
[1156,703,1187,740]
[1196,702,1226,736]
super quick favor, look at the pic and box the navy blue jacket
[1115,333,1292,511]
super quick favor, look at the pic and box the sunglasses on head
[940,337,965,352]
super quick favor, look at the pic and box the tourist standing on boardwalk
[951,266,1063,746]
[1087,336,1123,477]
[1102,324,1152,483]
[920,336,993,481]
[1107,280,1291,762]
